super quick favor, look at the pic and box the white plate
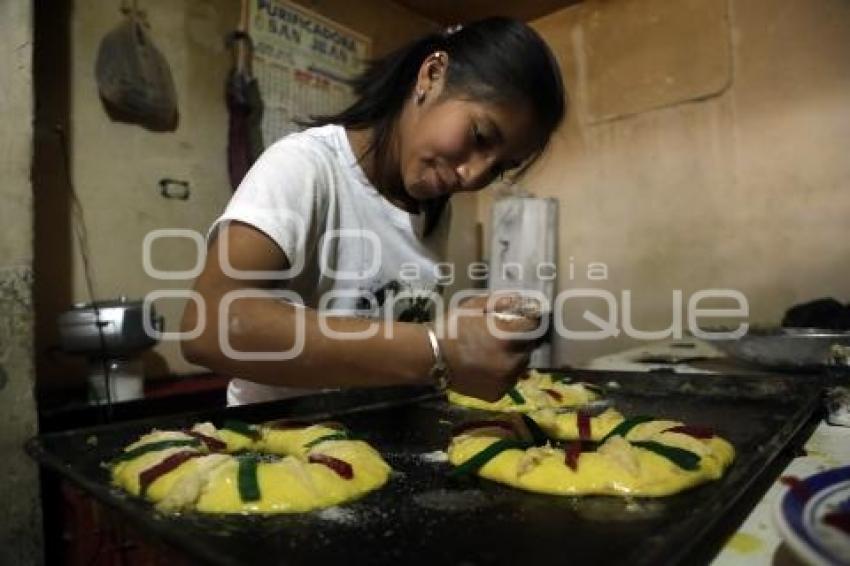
[774,466,850,565]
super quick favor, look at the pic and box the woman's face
[396,55,541,201]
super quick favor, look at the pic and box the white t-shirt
[210,125,450,405]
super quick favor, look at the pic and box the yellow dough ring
[110,419,391,514]
[448,369,604,413]
[447,414,735,497]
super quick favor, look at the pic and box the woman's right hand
[439,305,542,402]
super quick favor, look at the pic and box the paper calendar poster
[249,0,372,145]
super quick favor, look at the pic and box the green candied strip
[521,414,550,447]
[112,439,200,463]
[507,388,525,404]
[237,455,261,502]
[449,439,530,478]
[600,415,655,443]
[550,372,572,384]
[633,441,701,471]
[303,432,352,449]
[221,419,261,440]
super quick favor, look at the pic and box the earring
[414,89,425,104]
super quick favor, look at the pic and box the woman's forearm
[182,295,435,389]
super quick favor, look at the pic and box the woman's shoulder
[263,125,348,166]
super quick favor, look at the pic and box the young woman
[181,17,566,406]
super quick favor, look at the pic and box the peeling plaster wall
[0,0,44,563]
[479,0,850,365]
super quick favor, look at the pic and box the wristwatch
[424,323,451,391]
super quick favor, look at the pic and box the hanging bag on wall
[95,2,179,131]
[225,0,264,190]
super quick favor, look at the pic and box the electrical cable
[55,124,113,422]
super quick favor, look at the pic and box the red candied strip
[308,453,354,480]
[185,431,227,451]
[139,451,203,495]
[564,441,581,471]
[663,425,715,439]
[453,420,516,436]
[541,388,563,402]
[577,411,591,441]
[780,476,814,503]
[564,412,592,472]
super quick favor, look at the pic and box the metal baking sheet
[27,371,823,565]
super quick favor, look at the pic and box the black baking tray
[27,370,823,566]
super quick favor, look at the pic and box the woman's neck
[345,126,420,214]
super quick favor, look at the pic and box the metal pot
[708,326,850,370]
[58,297,162,357]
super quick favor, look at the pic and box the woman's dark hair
[307,17,566,234]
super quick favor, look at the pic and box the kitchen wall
[479,0,850,365]
[43,0,849,380]
[36,0,441,389]
[0,1,44,563]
